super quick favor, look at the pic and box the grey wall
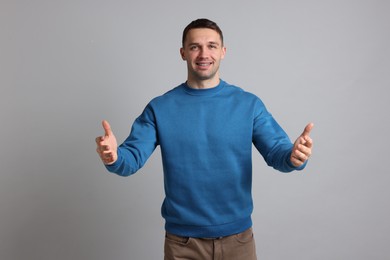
[1,0,389,259]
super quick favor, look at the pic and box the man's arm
[95,104,159,176]
[251,98,314,172]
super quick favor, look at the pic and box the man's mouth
[196,62,213,68]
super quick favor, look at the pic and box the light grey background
[1,0,389,259]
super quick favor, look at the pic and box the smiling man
[180,26,226,88]
[96,18,313,260]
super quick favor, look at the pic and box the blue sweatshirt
[106,80,305,238]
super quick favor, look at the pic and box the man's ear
[180,48,186,60]
[221,46,227,60]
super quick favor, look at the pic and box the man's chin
[194,72,217,81]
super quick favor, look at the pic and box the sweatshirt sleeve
[252,98,306,173]
[105,104,159,176]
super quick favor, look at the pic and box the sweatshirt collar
[183,79,226,96]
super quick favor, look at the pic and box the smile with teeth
[196,61,213,68]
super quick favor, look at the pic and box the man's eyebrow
[187,41,220,46]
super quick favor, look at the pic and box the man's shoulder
[146,83,185,106]
[223,81,261,101]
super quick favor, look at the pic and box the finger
[303,136,313,149]
[297,144,312,158]
[297,136,306,145]
[302,123,314,137]
[103,158,115,165]
[102,120,113,137]
[95,136,104,144]
[98,150,113,161]
[101,145,111,152]
[96,147,107,156]
[102,153,115,165]
[96,145,110,153]
[102,152,113,159]
[292,149,309,163]
[290,156,304,167]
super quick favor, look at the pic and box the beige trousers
[164,228,257,260]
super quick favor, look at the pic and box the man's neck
[186,77,220,89]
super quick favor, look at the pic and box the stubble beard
[190,63,220,82]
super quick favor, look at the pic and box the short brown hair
[182,18,224,47]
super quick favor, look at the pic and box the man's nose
[198,47,209,58]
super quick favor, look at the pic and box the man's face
[180,28,226,83]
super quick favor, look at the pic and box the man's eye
[190,46,198,50]
[209,45,217,49]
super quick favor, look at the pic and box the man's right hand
[96,120,118,165]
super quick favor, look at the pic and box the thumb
[102,120,113,137]
[302,123,314,137]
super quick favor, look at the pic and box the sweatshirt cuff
[104,148,123,172]
[286,154,307,171]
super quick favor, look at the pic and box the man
[96,18,313,260]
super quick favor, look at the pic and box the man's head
[182,18,224,47]
[180,19,226,88]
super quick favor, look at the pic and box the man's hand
[96,120,118,165]
[290,123,314,167]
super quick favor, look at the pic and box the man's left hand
[290,123,314,167]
